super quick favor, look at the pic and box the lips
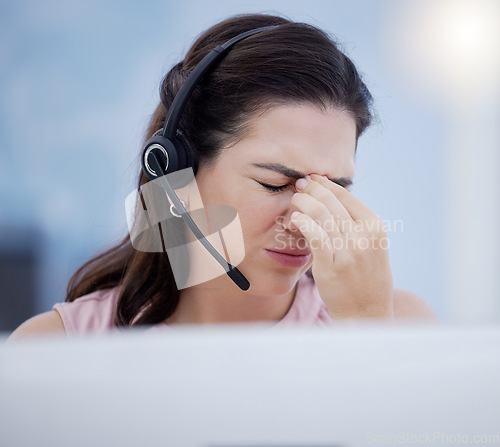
[267,247,311,256]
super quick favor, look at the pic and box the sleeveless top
[52,274,332,335]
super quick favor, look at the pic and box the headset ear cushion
[175,129,198,175]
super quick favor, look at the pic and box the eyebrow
[252,163,353,189]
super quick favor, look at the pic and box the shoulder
[393,288,439,323]
[7,287,121,342]
[52,288,120,335]
[6,310,65,342]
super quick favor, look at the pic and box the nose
[278,208,301,232]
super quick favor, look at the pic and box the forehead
[223,104,357,177]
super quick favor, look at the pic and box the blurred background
[1,0,499,331]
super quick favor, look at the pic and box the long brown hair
[66,13,374,326]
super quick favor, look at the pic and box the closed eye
[258,182,289,193]
[258,181,352,193]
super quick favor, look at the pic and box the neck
[164,275,297,325]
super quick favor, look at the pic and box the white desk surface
[1,323,499,447]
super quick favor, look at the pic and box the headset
[141,25,278,292]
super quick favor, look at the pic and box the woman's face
[194,103,357,296]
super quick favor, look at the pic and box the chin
[244,265,304,296]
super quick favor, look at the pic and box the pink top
[52,274,333,335]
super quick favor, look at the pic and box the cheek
[238,195,286,235]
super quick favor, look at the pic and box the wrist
[328,306,394,321]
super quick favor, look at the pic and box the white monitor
[1,323,499,447]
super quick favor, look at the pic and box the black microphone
[149,151,250,291]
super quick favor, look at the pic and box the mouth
[268,247,311,256]
[264,248,312,268]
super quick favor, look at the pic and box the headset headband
[162,25,278,139]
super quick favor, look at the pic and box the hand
[290,174,394,320]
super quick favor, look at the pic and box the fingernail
[305,175,312,180]
[296,178,308,190]
[291,211,301,220]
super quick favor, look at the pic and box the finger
[309,174,377,222]
[291,192,343,244]
[295,177,354,233]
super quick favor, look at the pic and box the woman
[9,13,438,339]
